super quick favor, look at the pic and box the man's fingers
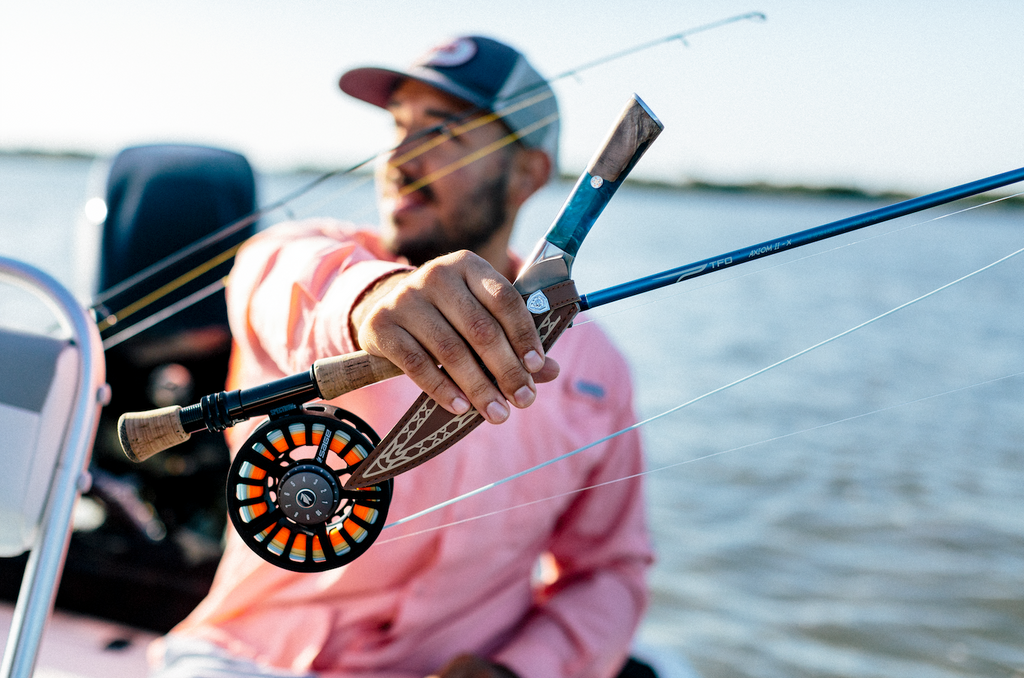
[360,297,511,423]
[470,263,547,370]
[445,256,546,406]
[440,296,535,413]
[354,251,557,424]
[532,356,560,384]
[417,317,513,422]
[359,321,471,417]
[413,254,543,419]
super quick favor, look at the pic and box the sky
[2,0,1023,196]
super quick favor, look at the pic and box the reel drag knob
[278,465,340,525]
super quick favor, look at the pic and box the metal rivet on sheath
[526,290,551,314]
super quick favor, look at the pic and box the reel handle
[118,350,401,462]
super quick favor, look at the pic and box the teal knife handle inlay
[544,173,622,257]
[538,95,662,259]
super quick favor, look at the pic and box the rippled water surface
[2,155,1022,677]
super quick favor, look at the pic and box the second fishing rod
[91,12,766,349]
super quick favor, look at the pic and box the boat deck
[1,602,155,678]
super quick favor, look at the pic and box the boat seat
[0,329,80,557]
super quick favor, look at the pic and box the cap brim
[340,66,492,111]
[339,67,406,109]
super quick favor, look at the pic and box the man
[152,36,653,678]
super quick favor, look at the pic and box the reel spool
[226,404,392,572]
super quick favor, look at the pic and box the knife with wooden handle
[118,95,663,480]
[344,94,663,488]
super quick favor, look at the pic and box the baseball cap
[339,36,560,168]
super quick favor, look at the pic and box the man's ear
[507,148,552,207]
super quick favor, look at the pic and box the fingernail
[513,384,535,408]
[523,350,544,373]
[486,400,509,423]
[451,396,471,414]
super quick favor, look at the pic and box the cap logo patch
[420,38,477,68]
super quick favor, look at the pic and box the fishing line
[98,242,243,334]
[390,91,557,170]
[374,368,1024,544]
[98,115,556,346]
[92,115,526,342]
[102,277,229,350]
[380,241,1024,529]
[574,189,1024,328]
[398,113,560,196]
[264,93,560,221]
[90,13,765,340]
[93,169,346,308]
[546,11,765,82]
[272,172,378,227]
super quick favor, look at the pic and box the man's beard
[390,165,511,267]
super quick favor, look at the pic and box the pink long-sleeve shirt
[161,219,653,678]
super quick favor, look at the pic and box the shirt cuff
[321,259,412,353]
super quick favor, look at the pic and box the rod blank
[581,166,1024,310]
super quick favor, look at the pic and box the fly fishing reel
[226,404,392,572]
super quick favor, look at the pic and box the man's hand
[352,250,559,424]
[426,654,520,678]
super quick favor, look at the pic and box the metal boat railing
[0,256,107,678]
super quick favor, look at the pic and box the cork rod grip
[118,406,190,463]
[312,350,404,400]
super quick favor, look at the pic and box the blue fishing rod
[117,151,1022,573]
[579,166,1024,311]
[121,163,1024,466]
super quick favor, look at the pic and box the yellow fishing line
[390,90,555,167]
[91,13,763,336]
[399,112,560,196]
[100,104,558,334]
[98,241,242,332]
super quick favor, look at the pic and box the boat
[0,143,260,678]
[0,143,699,678]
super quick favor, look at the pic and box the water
[2,154,1023,677]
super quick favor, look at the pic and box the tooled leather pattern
[357,400,483,482]
[346,282,580,487]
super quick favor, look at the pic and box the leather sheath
[345,280,580,488]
